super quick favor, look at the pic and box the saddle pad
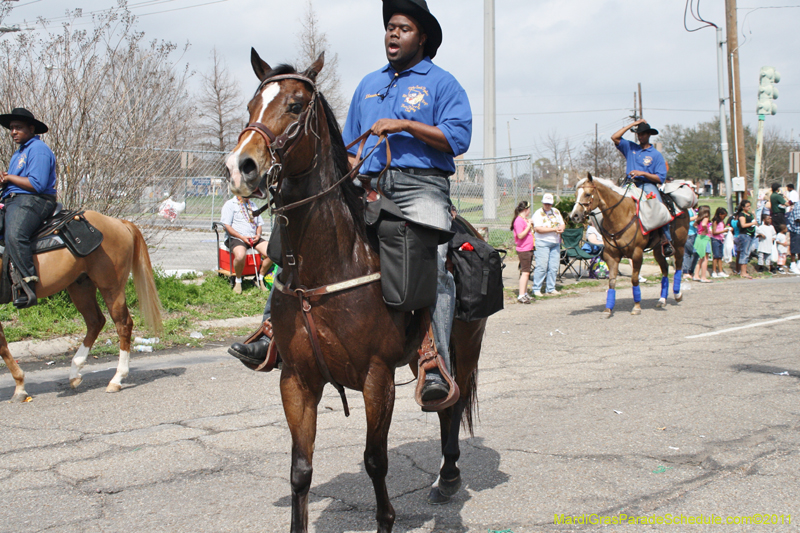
[620,184,675,236]
[0,235,66,256]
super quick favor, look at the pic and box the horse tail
[461,369,479,437]
[126,221,164,336]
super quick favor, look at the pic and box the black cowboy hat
[635,122,658,136]
[0,108,48,134]
[383,0,442,59]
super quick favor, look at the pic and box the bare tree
[295,0,348,122]
[197,47,243,152]
[0,5,195,222]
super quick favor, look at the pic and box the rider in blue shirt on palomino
[0,108,57,309]
[343,0,472,406]
[612,118,673,258]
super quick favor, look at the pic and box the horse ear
[587,172,593,182]
[305,52,325,82]
[251,48,272,82]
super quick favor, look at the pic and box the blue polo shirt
[343,57,471,174]
[616,138,666,183]
[5,135,57,197]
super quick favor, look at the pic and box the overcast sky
[7,0,799,161]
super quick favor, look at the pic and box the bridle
[577,181,639,251]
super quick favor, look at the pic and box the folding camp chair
[558,227,603,282]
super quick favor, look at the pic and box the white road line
[686,314,800,339]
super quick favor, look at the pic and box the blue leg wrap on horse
[660,276,669,299]
[606,289,616,310]
[673,270,682,294]
[632,285,641,303]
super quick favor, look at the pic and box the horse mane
[576,176,626,196]
[257,64,365,234]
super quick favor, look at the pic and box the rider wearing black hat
[0,107,58,308]
[611,118,673,257]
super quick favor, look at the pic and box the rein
[582,182,639,251]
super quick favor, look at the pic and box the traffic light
[756,66,780,116]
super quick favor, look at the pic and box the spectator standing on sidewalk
[787,206,800,274]
[693,206,712,283]
[769,183,788,232]
[531,193,564,297]
[710,207,729,278]
[735,200,757,279]
[755,214,777,273]
[682,207,698,281]
[775,224,789,273]
[511,200,534,304]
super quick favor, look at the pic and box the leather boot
[13,279,37,309]
[227,320,280,371]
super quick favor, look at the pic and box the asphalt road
[1,275,799,532]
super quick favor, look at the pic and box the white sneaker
[547,290,561,295]
[718,272,729,278]
[639,276,647,283]
[711,272,719,278]
[792,263,800,274]
[533,291,543,297]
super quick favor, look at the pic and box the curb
[6,315,262,364]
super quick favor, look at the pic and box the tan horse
[0,211,163,401]
[570,174,689,316]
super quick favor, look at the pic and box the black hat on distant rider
[0,108,48,134]
[383,0,442,59]
[635,122,658,136]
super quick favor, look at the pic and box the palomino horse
[225,49,487,533]
[569,174,689,316]
[1,212,163,401]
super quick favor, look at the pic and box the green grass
[0,270,265,346]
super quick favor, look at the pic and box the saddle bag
[59,214,104,257]
[449,223,506,322]
[365,196,453,312]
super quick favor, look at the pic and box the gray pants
[371,169,455,373]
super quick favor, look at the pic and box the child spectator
[693,206,712,283]
[735,200,757,278]
[511,201,534,304]
[710,207,728,278]
[756,214,777,272]
[776,224,789,274]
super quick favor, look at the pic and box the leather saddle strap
[299,294,350,417]
[273,272,381,300]
[413,310,460,412]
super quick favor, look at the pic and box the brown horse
[225,49,487,533]
[0,212,163,401]
[569,174,689,316]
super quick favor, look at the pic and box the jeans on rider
[370,169,455,376]
[3,193,57,281]
[634,179,671,242]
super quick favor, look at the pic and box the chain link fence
[138,152,550,271]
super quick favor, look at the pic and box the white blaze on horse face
[226,82,281,192]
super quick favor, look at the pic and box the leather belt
[365,167,451,179]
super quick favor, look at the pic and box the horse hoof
[105,383,122,393]
[631,308,641,315]
[70,377,82,389]
[427,486,451,505]
[674,292,683,302]
[10,392,30,403]
[603,309,613,318]
[656,299,666,308]
[437,475,462,497]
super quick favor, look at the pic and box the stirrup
[414,324,459,412]
[228,319,281,372]
[661,240,674,258]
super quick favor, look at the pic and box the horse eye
[289,103,303,115]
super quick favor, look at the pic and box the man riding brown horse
[229,0,470,406]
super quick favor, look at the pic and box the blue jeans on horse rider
[368,169,455,378]
[633,178,671,243]
[2,193,57,307]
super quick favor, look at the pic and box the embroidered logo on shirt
[365,93,380,99]
[16,154,26,170]
[402,86,429,112]
[642,156,653,166]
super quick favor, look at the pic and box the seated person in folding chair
[582,220,604,255]
[220,195,271,294]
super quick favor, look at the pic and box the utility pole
[638,82,643,119]
[715,27,734,214]
[594,123,599,177]
[483,0,496,219]
[726,0,747,192]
